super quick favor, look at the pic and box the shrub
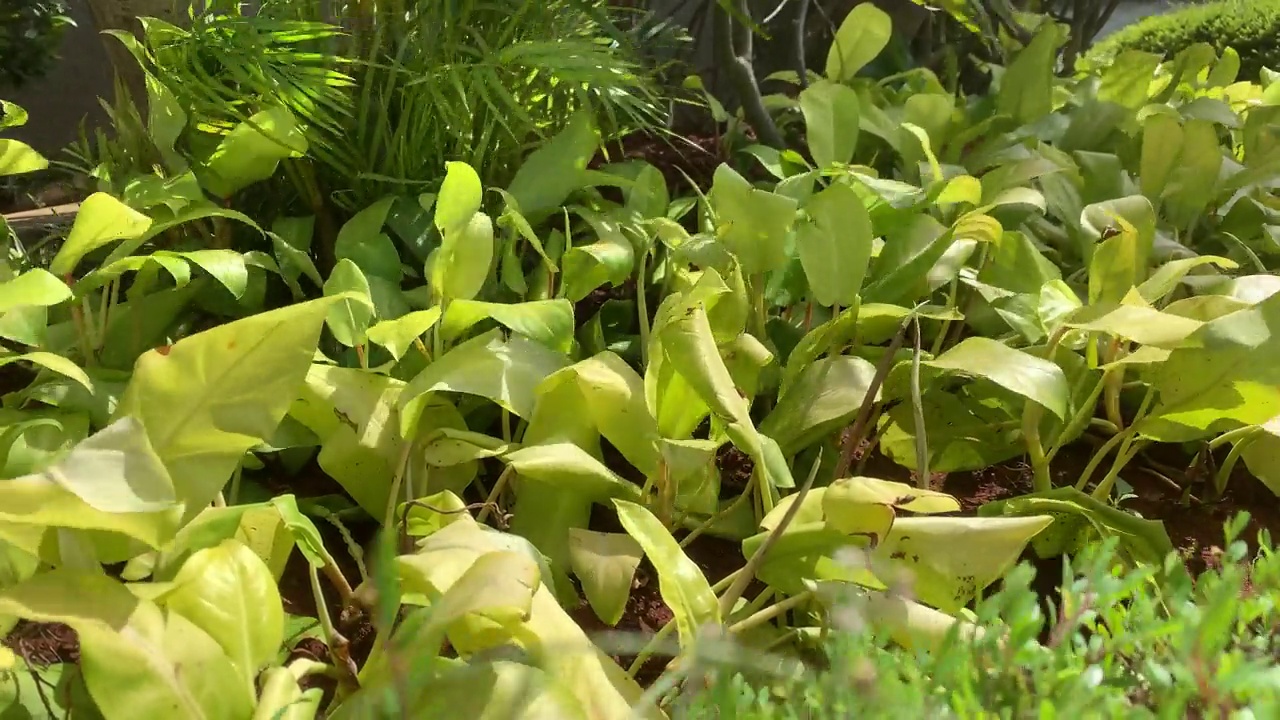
[0,0,72,88]
[680,520,1280,718]
[1087,0,1280,82]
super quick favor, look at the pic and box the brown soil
[573,277,637,331]
[716,443,755,498]
[1,620,78,668]
[591,132,725,198]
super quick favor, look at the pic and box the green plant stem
[910,317,930,489]
[384,440,415,531]
[1045,373,1109,464]
[75,296,96,364]
[1209,426,1258,451]
[1103,340,1127,431]
[727,587,776,623]
[1092,440,1148,500]
[1212,429,1260,498]
[627,618,677,676]
[719,451,823,617]
[680,472,756,548]
[477,466,515,525]
[626,567,754,678]
[96,280,114,348]
[637,250,651,367]
[1087,387,1156,499]
[228,465,243,506]
[835,321,910,479]
[729,590,815,634]
[1076,430,1129,493]
[1025,327,1068,491]
[432,300,449,360]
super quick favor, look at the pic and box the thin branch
[713,0,785,147]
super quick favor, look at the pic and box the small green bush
[1087,0,1280,82]
[0,0,71,88]
[677,517,1280,718]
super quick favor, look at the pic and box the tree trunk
[81,0,186,108]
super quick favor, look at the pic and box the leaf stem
[637,250,651,367]
[728,590,815,634]
[679,472,756,548]
[1212,429,1260,499]
[719,450,823,617]
[477,466,515,525]
[909,317,930,489]
[835,320,909,479]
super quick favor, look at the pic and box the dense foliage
[1087,0,1280,82]
[686,526,1280,717]
[1,3,1279,719]
[0,0,70,88]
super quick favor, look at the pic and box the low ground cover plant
[0,3,1279,718]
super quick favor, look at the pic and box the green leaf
[391,519,651,718]
[291,366,407,517]
[162,540,284,690]
[114,296,342,523]
[1140,113,1182,201]
[863,215,954,306]
[0,417,182,564]
[441,299,575,353]
[506,112,599,221]
[925,337,1069,419]
[323,259,375,348]
[826,476,960,515]
[0,570,252,720]
[0,351,92,392]
[335,197,402,281]
[567,529,644,626]
[0,139,47,176]
[395,549,540,654]
[198,106,307,199]
[825,2,892,82]
[880,390,1022,473]
[1082,197,1156,305]
[1141,292,1280,440]
[0,269,71,313]
[560,208,635,302]
[179,250,249,298]
[760,356,878,454]
[980,486,1174,564]
[49,194,153,276]
[796,181,873,307]
[539,353,661,477]
[997,25,1064,125]
[503,443,640,502]
[1098,50,1161,109]
[435,161,483,234]
[799,80,861,168]
[613,500,721,645]
[431,211,495,303]
[367,308,442,361]
[709,165,798,275]
[873,516,1053,611]
[399,329,569,434]
[1138,256,1237,303]
[1064,300,1204,348]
